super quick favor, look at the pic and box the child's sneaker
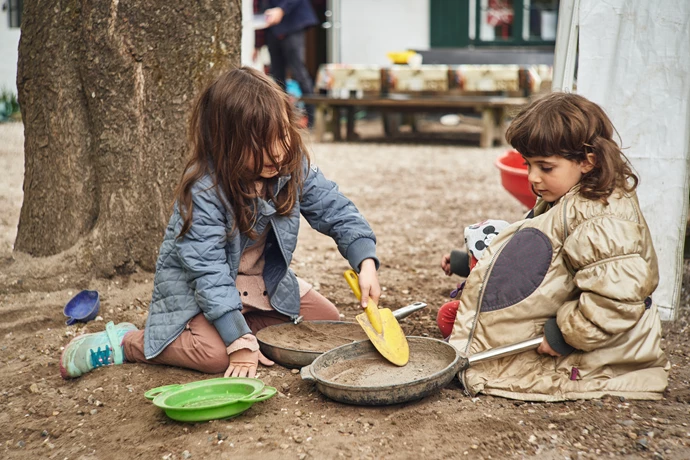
[60,321,137,379]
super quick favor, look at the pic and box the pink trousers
[122,288,339,373]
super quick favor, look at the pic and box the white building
[0,0,21,94]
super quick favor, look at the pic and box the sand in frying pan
[319,340,455,387]
[256,322,369,353]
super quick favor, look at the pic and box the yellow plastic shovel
[343,269,409,366]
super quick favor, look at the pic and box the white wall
[339,0,429,66]
[0,12,20,94]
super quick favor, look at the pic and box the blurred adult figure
[255,0,318,126]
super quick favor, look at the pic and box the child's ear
[580,153,596,174]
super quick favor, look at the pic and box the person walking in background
[255,0,318,127]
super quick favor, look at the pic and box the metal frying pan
[300,335,543,405]
[256,302,427,368]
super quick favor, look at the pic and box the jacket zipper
[266,217,299,321]
[460,227,522,393]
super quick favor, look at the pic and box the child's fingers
[248,366,257,378]
[259,352,275,366]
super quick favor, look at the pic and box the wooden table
[301,95,529,148]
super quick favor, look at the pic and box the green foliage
[0,88,21,122]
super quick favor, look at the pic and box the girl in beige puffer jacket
[447,92,669,401]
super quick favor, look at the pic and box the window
[479,0,515,42]
[7,0,23,29]
[430,0,559,48]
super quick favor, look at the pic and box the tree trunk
[14,0,241,277]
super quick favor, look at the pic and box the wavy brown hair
[176,67,308,239]
[505,92,638,203]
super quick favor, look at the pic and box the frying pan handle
[243,386,277,402]
[144,384,183,400]
[299,365,316,382]
[463,336,544,369]
[392,302,427,320]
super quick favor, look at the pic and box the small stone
[528,435,537,444]
[19,355,26,361]
[295,410,302,417]
[291,369,299,374]
[29,384,39,394]
[17,440,25,448]
[628,432,637,440]
[298,454,307,460]
[548,423,557,429]
[217,433,228,441]
[95,316,104,321]
[41,430,49,437]
[90,409,98,415]
[618,419,635,427]
[280,443,289,449]
[282,383,290,391]
[52,411,59,416]
[637,438,648,449]
[244,424,254,430]
[293,436,303,444]
[182,451,192,459]
[256,442,264,448]
[47,443,55,449]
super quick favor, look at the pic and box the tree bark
[14,0,241,277]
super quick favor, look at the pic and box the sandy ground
[1,121,689,460]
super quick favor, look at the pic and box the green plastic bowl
[145,377,276,422]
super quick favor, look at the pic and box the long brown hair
[505,92,638,203]
[176,67,308,239]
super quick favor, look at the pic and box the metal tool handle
[469,336,543,365]
[455,336,544,373]
[392,302,427,319]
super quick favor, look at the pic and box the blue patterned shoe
[60,321,137,379]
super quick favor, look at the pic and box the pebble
[90,409,98,415]
[16,440,25,448]
[29,384,39,394]
[282,383,290,391]
[299,454,307,460]
[244,424,254,430]
[627,432,637,440]
[280,443,289,449]
[182,451,192,459]
[217,433,228,441]
[294,436,304,443]
[291,369,299,374]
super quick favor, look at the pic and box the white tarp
[577,1,690,320]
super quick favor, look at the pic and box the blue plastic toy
[63,290,101,325]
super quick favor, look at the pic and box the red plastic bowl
[495,150,537,208]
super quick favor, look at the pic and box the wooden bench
[301,95,529,148]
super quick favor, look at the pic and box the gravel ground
[0,122,689,460]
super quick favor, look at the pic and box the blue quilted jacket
[143,162,377,359]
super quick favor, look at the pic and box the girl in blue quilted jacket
[61,67,380,379]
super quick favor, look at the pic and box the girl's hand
[536,338,562,357]
[358,258,381,309]
[441,253,452,276]
[225,348,274,378]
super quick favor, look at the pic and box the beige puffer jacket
[449,186,669,401]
